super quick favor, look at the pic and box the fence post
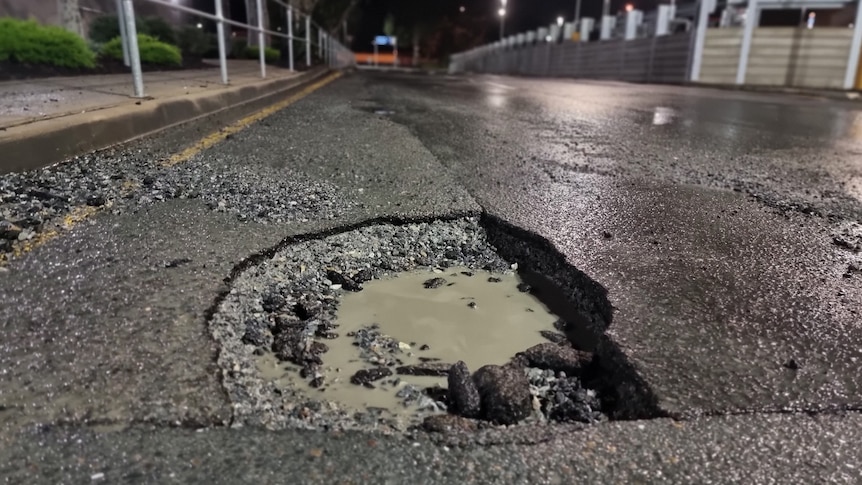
[214,0,229,84]
[255,0,266,78]
[114,0,130,66]
[736,0,757,84]
[121,0,144,98]
[690,0,711,81]
[843,0,862,89]
[287,5,295,71]
[305,15,311,68]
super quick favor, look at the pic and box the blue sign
[374,35,393,46]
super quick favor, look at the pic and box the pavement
[1,71,862,482]
[0,60,317,173]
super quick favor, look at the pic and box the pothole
[210,217,659,433]
[256,268,570,417]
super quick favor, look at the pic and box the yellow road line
[0,205,99,265]
[164,71,343,167]
[0,72,342,266]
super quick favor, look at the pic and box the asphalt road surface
[1,71,861,483]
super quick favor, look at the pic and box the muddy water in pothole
[257,268,562,415]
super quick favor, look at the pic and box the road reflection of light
[652,106,676,125]
[487,92,507,108]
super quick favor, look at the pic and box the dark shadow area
[481,213,666,420]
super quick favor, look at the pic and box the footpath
[0,60,328,173]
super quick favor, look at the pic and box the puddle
[256,267,561,415]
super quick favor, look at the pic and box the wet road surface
[1,71,861,482]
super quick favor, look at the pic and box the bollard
[214,0,229,84]
[121,0,144,98]
[287,6,294,71]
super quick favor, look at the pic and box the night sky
[190,0,667,53]
[351,0,662,45]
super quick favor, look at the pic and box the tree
[245,0,270,47]
[57,0,83,38]
[293,0,321,15]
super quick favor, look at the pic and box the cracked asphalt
[2,71,862,483]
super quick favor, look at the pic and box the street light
[625,3,634,12]
[498,6,506,40]
[557,16,564,27]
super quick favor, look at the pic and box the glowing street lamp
[557,16,564,27]
[625,3,634,12]
[498,5,506,40]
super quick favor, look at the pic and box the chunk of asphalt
[326,269,362,292]
[448,361,481,418]
[512,343,594,376]
[472,364,532,425]
[396,362,452,377]
[423,277,447,289]
[350,367,393,388]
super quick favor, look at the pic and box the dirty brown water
[256,268,562,415]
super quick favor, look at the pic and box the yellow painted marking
[0,72,342,266]
[164,71,343,167]
[0,205,99,265]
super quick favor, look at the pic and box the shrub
[246,45,280,63]
[177,26,213,59]
[89,15,121,44]
[102,34,182,66]
[89,15,176,45]
[230,38,248,59]
[139,16,176,45]
[0,17,96,68]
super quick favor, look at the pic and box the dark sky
[350,0,664,49]
[190,0,667,51]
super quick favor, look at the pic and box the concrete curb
[0,67,332,174]
[694,82,862,103]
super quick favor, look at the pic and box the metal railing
[115,0,354,98]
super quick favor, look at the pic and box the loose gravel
[0,146,355,261]
[209,218,609,433]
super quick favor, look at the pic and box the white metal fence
[115,0,354,98]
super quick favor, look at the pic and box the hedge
[246,45,280,64]
[90,15,176,45]
[102,34,182,66]
[0,17,96,68]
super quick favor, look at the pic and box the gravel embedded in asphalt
[0,143,356,261]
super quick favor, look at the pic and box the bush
[89,15,121,44]
[246,45,280,63]
[139,16,176,45]
[177,26,214,59]
[89,15,176,45]
[230,39,248,59]
[102,34,182,66]
[0,17,96,68]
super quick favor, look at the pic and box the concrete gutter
[0,67,332,174]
